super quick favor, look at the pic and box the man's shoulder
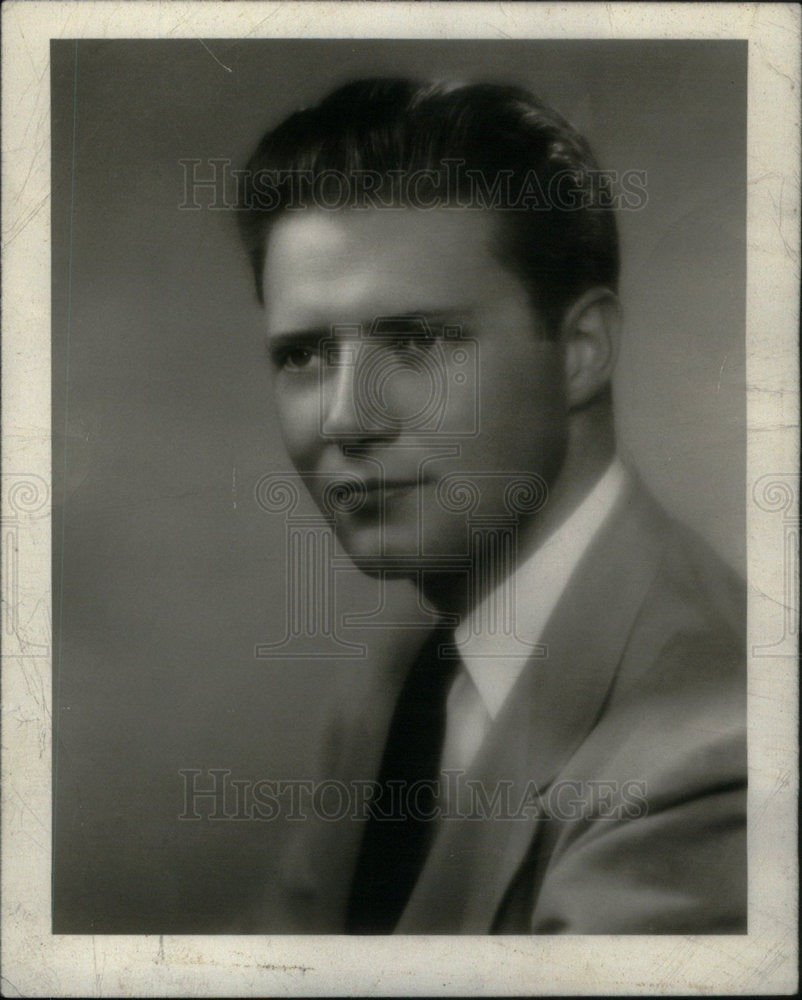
[522,486,747,933]
[572,476,746,791]
[551,469,745,716]
[605,472,745,643]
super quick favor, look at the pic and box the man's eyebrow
[265,327,330,349]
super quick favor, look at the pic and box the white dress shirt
[439,458,628,776]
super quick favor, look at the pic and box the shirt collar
[454,457,629,718]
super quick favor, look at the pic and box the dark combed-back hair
[238,78,619,335]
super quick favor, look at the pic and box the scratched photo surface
[52,39,746,933]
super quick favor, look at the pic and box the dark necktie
[345,624,460,934]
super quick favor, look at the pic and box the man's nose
[321,344,398,445]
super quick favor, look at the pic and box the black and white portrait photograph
[2,2,798,996]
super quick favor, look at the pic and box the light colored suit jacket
[271,479,746,934]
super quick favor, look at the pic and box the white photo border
[2,2,799,996]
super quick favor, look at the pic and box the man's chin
[339,544,430,580]
[336,527,462,579]
[348,560,417,581]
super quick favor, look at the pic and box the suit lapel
[396,481,670,933]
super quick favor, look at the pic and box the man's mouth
[327,477,429,512]
[365,478,422,492]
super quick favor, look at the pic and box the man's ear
[559,288,621,409]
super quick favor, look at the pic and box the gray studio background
[52,39,746,931]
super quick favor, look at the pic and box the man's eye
[286,348,313,369]
[273,347,318,371]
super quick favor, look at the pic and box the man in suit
[238,79,746,933]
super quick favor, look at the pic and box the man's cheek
[276,408,321,470]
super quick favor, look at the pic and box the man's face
[263,207,568,574]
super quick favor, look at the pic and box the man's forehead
[262,207,512,330]
[264,206,504,270]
